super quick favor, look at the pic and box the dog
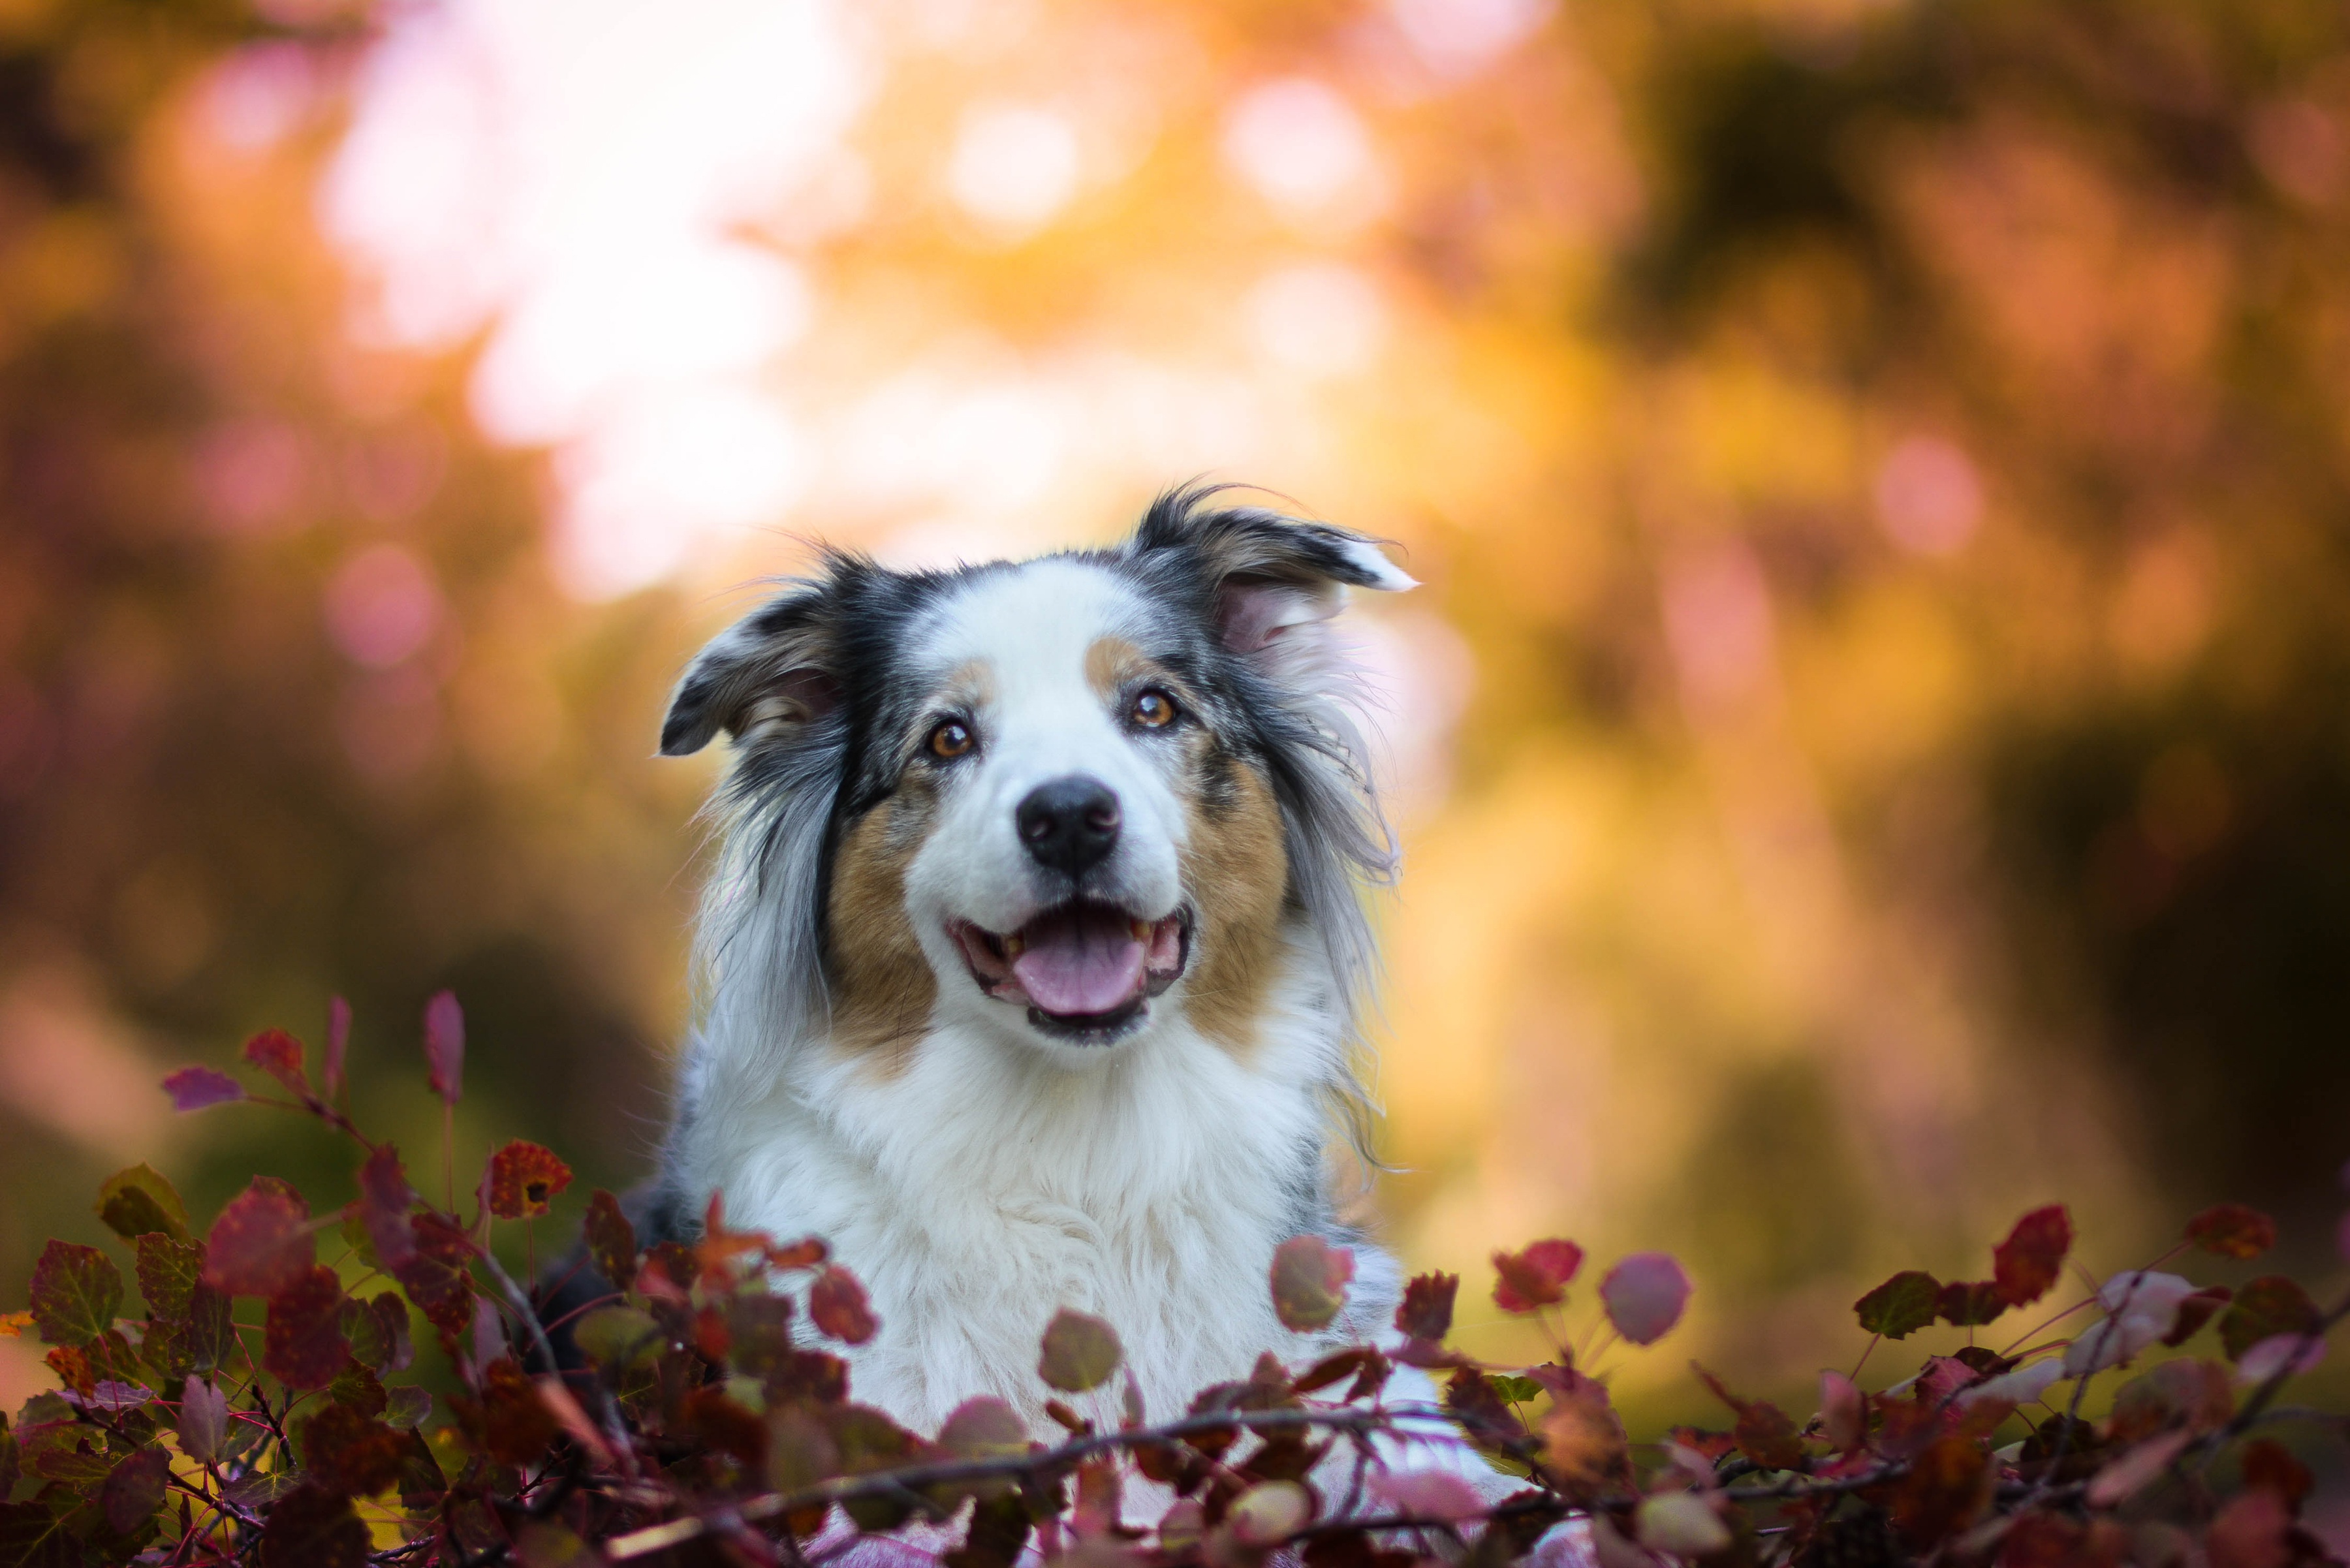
[562,486,1463,1447]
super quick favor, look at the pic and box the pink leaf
[2236,1334,2326,1384]
[1819,1370,1864,1451]
[1368,1469,1486,1524]
[1599,1252,1691,1345]
[1270,1234,1356,1333]
[2085,1429,2194,1508]
[324,996,351,1101]
[423,990,463,1105]
[356,1144,416,1270]
[162,1067,244,1112]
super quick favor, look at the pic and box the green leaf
[1037,1308,1121,1393]
[0,1498,82,1568]
[2218,1276,2321,1362]
[1488,1373,1543,1403]
[95,1167,191,1246]
[29,1242,123,1349]
[1853,1270,1942,1340]
[133,1235,199,1324]
[571,1306,662,1371]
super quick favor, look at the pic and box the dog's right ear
[659,585,843,757]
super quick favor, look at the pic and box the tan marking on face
[1176,742,1289,1057]
[1084,635,1153,705]
[826,780,940,1071]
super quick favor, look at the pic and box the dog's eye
[1130,689,1178,729]
[928,719,975,759]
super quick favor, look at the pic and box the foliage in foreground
[3,999,2345,1567]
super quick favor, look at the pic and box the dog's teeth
[1004,933,1026,958]
[1131,919,1150,941]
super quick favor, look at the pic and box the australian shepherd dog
[586,486,1473,1457]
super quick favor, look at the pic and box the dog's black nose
[1016,775,1121,877]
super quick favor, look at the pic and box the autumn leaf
[1270,1234,1355,1332]
[161,1065,245,1112]
[2185,1204,2277,1261]
[1600,1251,1691,1345]
[390,1212,476,1334]
[100,1445,170,1536]
[423,989,464,1105]
[28,1241,123,1348]
[241,1027,309,1097]
[2217,1276,2321,1363]
[1892,1435,1990,1547]
[486,1140,573,1220]
[584,1188,637,1292]
[1492,1238,1584,1312]
[204,1179,315,1297]
[260,1483,371,1568]
[95,1163,191,1245]
[2163,1285,2232,1348]
[937,1396,1029,1461]
[178,1376,228,1464]
[265,1266,351,1389]
[1038,1308,1121,1392]
[1992,1205,2073,1308]
[809,1265,878,1345]
[356,1144,416,1270]
[1937,1279,2005,1328]
[1855,1270,1942,1339]
[1694,1363,1807,1471]
[1394,1271,1457,1342]
[301,1402,408,1496]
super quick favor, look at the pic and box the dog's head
[662,487,1411,1063]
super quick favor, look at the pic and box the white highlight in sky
[1221,78,1385,228]
[1248,264,1389,377]
[321,0,869,599]
[1388,0,1556,78]
[947,102,1084,238]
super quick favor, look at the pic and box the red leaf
[356,1144,415,1270]
[1855,1270,1942,1339]
[1038,1309,1123,1392]
[2162,1285,2232,1347]
[264,1266,350,1390]
[1492,1238,1584,1313]
[485,1141,573,1221]
[766,1236,830,1271]
[2240,1437,2313,1507]
[28,1242,123,1349]
[422,990,463,1105]
[1891,1434,1989,1547]
[1600,1251,1691,1345]
[204,1180,315,1298]
[389,1213,475,1334]
[2208,1486,2291,1568]
[2185,1203,2277,1261]
[162,1066,245,1112]
[1270,1234,1356,1333]
[299,1402,407,1496]
[1394,1272,1458,1342]
[1693,1363,1806,1471]
[241,1029,309,1097]
[1992,1205,2073,1309]
[809,1266,877,1345]
[583,1189,638,1292]
[1937,1279,2005,1327]
[260,1484,370,1568]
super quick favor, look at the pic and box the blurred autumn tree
[2,0,2347,1413]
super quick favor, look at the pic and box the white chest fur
[669,951,1381,1434]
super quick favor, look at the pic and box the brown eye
[929,719,975,759]
[1131,689,1178,729]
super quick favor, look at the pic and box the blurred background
[3,0,2347,1426]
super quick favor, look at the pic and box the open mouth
[948,902,1188,1043]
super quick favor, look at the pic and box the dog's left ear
[1130,491,1414,683]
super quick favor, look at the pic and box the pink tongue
[1012,918,1145,1016]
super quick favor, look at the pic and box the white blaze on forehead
[901,556,1188,951]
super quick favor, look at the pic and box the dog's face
[661,493,1411,1064]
